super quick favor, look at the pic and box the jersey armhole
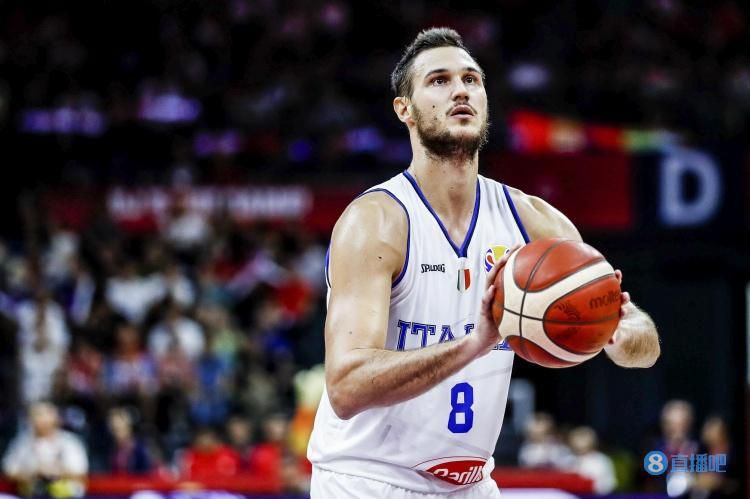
[502,184,531,243]
[325,188,411,289]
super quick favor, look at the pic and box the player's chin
[448,127,481,141]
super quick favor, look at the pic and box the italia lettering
[396,321,510,351]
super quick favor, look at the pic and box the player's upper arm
[325,191,408,376]
[507,186,582,241]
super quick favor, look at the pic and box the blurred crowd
[0,202,740,497]
[517,400,738,497]
[0,0,748,189]
[0,204,327,495]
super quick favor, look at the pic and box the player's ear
[393,96,412,124]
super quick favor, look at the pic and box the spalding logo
[425,458,485,485]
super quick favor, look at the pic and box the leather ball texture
[492,238,621,368]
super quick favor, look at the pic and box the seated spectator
[642,400,700,495]
[566,426,617,495]
[189,342,231,426]
[103,323,158,400]
[76,297,125,354]
[248,415,288,477]
[161,259,196,309]
[153,333,195,435]
[274,262,313,322]
[195,262,233,307]
[225,414,254,470]
[16,289,70,404]
[699,416,731,465]
[253,297,293,361]
[196,304,241,370]
[248,414,309,493]
[156,335,196,389]
[290,230,326,294]
[61,337,104,419]
[236,364,283,421]
[689,416,740,498]
[518,412,574,469]
[658,400,699,458]
[65,338,103,396]
[179,427,240,479]
[41,221,79,286]
[56,255,96,327]
[148,301,205,361]
[105,260,166,324]
[2,401,88,498]
[105,407,154,475]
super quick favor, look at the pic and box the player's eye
[465,75,479,84]
[431,77,447,85]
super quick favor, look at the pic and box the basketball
[491,238,621,368]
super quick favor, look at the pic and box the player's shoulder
[339,189,407,230]
[328,189,408,283]
[331,189,408,251]
[504,185,582,241]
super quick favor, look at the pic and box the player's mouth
[449,105,475,118]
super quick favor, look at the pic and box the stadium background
[0,0,746,497]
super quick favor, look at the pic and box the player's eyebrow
[423,66,484,80]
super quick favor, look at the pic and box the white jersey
[308,170,529,494]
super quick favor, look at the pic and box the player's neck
[408,152,478,225]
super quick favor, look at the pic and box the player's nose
[451,78,470,101]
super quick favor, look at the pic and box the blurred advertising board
[44,185,362,235]
[43,148,744,235]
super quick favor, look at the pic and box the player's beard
[413,104,490,160]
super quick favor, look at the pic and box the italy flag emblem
[456,257,471,292]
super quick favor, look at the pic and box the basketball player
[308,28,660,498]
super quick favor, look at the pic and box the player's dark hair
[390,27,482,98]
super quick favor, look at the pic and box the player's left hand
[605,268,660,367]
[608,269,631,345]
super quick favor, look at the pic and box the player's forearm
[604,302,660,368]
[327,335,484,419]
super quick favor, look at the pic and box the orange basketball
[491,238,621,368]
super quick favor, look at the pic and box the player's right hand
[472,244,522,356]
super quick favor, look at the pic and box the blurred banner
[42,149,745,235]
[44,185,363,234]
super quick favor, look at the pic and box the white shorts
[311,467,502,499]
